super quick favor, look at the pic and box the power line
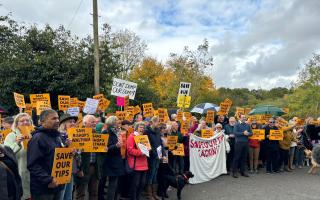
[66,0,84,30]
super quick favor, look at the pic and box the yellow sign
[223,98,233,105]
[51,148,73,184]
[19,126,34,150]
[25,103,33,117]
[0,129,12,144]
[91,134,109,152]
[167,135,178,150]
[36,101,51,115]
[58,95,70,111]
[158,108,166,123]
[277,118,289,129]
[219,102,230,115]
[172,143,185,156]
[125,106,135,121]
[30,93,51,108]
[134,135,151,150]
[269,130,283,140]
[69,97,78,108]
[177,111,183,123]
[93,94,104,100]
[184,112,192,122]
[177,95,191,108]
[124,96,129,110]
[201,129,214,138]
[67,128,93,152]
[143,103,153,118]
[13,92,26,108]
[133,105,141,115]
[250,129,265,140]
[77,100,86,111]
[180,120,189,135]
[244,108,251,116]
[116,111,126,121]
[206,110,215,123]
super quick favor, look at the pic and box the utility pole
[93,0,100,94]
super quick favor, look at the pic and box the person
[145,116,166,200]
[248,121,260,173]
[0,144,23,200]
[4,113,33,200]
[232,115,252,178]
[27,109,65,200]
[295,126,305,169]
[101,116,125,200]
[169,121,184,174]
[73,114,98,200]
[193,119,208,137]
[127,121,148,200]
[58,114,78,200]
[289,123,299,170]
[224,117,236,173]
[264,118,280,174]
[279,127,295,172]
[2,116,14,130]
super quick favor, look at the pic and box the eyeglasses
[269,121,275,124]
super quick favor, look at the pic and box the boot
[145,185,155,200]
[152,184,160,200]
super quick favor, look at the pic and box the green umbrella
[248,105,286,116]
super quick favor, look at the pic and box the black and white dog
[158,163,194,200]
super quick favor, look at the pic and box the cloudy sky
[1,0,320,89]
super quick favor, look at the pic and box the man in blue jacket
[232,115,252,178]
[27,109,64,200]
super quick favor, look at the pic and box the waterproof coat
[126,132,148,171]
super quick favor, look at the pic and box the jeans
[295,147,305,166]
[61,174,73,200]
[106,176,118,200]
[147,158,160,184]
[32,190,64,200]
[171,156,184,174]
[130,171,147,200]
[232,142,248,173]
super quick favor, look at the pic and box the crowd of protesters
[0,108,319,200]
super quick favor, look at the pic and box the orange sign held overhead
[30,93,51,108]
[13,92,26,108]
[58,95,70,111]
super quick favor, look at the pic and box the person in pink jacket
[127,121,149,200]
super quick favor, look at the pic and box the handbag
[125,154,136,174]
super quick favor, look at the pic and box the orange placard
[30,93,51,108]
[19,126,34,150]
[116,111,126,121]
[167,135,178,150]
[91,134,109,152]
[180,120,189,135]
[134,135,151,150]
[0,129,12,144]
[201,129,214,138]
[206,110,215,123]
[36,101,51,115]
[58,95,70,111]
[177,111,183,123]
[124,96,129,110]
[51,148,73,184]
[13,92,26,108]
[158,108,166,123]
[172,143,185,156]
[143,103,153,118]
[77,100,86,111]
[250,129,265,140]
[25,103,33,117]
[69,98,79,108]
[133,105,141,115]
[67,128,93,152]
[269,130,283,140]
[219,102,230,115]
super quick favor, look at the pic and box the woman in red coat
[127,121,149,200]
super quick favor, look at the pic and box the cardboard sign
[77,100,85,112]
[36,101,51,115]
[69,98,79,108]
[67,107,80,117]
[180,120,189,135]
[111,78,137,100]
[93,94,104,101]
[125,107,135,121]
[177,95,191,108]
[58,95,70,111]
[51,148,73,184]
[19,126,34,150]
[269,130,283,140]
[134,135,151,150]
[67,128,93,152]
[0,129,12,144]
[101,98,111,111]
[116,96,125,107]
[13,92,26,108]
[250,129,265,140]
[223,98,233,106]
[277,118,289,129]
[167,135,178,150]
[219,102,230,115]
[25,103,33,117]
[158,108,166,123]
[177,111,183,123]
[143,103,153,118]
[206,110,215,123]
[184,112,192,122]
[172,143,185,156]
[235,107,245,118]
[296,118,304,126]
[244,108,251,116]
[133,105,141,115]
[178,82,191,96]
[116,111,126,121]
[83,98,99,114]
[201,129,214,138]
[30,93,51,108]
[124,96,129,110]
[91,134,109,152]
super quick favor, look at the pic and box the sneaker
[249,170,254,174]
[298,165,302,169]
[266,171,272,174]
[255,169,259,174]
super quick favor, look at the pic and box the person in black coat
[0,144,23,200]
[27,109,65,200]
[100,116,125,200]
[264,118,280,173]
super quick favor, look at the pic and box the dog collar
[182,174,188,181]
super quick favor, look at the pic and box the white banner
[111,78,137,100]
[189,132,227,184]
